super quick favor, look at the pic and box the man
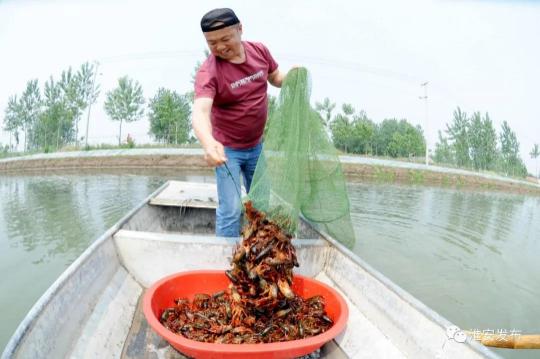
[192,8,288,237]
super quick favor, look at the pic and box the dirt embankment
[0,153,207,172]
[1,151,539,196]
[342,163,540,195]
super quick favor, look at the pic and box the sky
[0,0,539,174]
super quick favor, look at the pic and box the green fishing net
[247,68,355,248]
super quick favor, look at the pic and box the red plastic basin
[143,270,348,359]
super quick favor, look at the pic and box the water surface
[349,183,540,359]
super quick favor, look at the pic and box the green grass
[408,170,425,184]
[373,166,396,182]
[441,175,451,187]
[455,176,465,189]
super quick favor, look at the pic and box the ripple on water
[347,182,540,359]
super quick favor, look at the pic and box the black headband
[200,8,240,32]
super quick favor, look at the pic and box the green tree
[404,121,425,158]
[148,88,191,144]
[33,78,58,150]
[446,107,470,167]
[350,111,375,154]
[342,103,355,116]
[434,130,453,164]
[58,64,99,146]
[37,77,73,150]
[329,104,356,153]
[328,107,424,158]
[315,97,336,128]
[373,119,400,156]
[468,112,483,169]
[468,112,497,170]
[58,68,81,145]
[330,115,352,152]
[371,118,424,158]
[20,79,42,151]
[480,113,497,169]
[3,95,23,149]
[499,121,526,177]
[386,120,425,158]
[531,143,539,179]
[77,62,100,105]
[104,76,145,145]
[13,63,100,152]
[76,62,100,144]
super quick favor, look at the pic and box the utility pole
[85,61,100,149]
[419,82,429,166]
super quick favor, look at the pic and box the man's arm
[192,97,227,167]
[268,68,287,88]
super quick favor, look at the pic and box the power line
[98,50,204,64]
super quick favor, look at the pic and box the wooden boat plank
[149,181,219,208]
[122,295,188,359]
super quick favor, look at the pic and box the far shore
[1,148,539,196]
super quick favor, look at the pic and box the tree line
[3,63,99,152]
[312,98,426,158]
[433,107,536,178]
[2,63,194,152]
[2,61,538,179]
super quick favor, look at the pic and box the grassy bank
[341,163,539,195]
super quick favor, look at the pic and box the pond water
[1,170,538,358]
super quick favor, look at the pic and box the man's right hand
[203,140,227,167]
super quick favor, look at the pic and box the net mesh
[247,68,355,248]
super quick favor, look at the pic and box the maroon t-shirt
[194,41,278,149]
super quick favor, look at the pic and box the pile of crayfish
[160,201,333,344]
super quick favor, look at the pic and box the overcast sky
[1,0,539,173]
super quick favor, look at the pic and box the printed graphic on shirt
[230,70,264,89]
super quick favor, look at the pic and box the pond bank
[1,149,539,195]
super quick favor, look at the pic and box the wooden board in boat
[150,182,218,209]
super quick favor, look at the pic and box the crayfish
[160,201,333,344]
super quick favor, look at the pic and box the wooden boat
[1,181,501,359]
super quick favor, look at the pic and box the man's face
[203,24,243,61]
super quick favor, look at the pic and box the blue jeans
[215,143,262,237]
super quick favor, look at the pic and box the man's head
[200,8,243,61]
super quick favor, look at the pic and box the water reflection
[2,170,213,264]
[348,183,539,359]
[6,179,83,262]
